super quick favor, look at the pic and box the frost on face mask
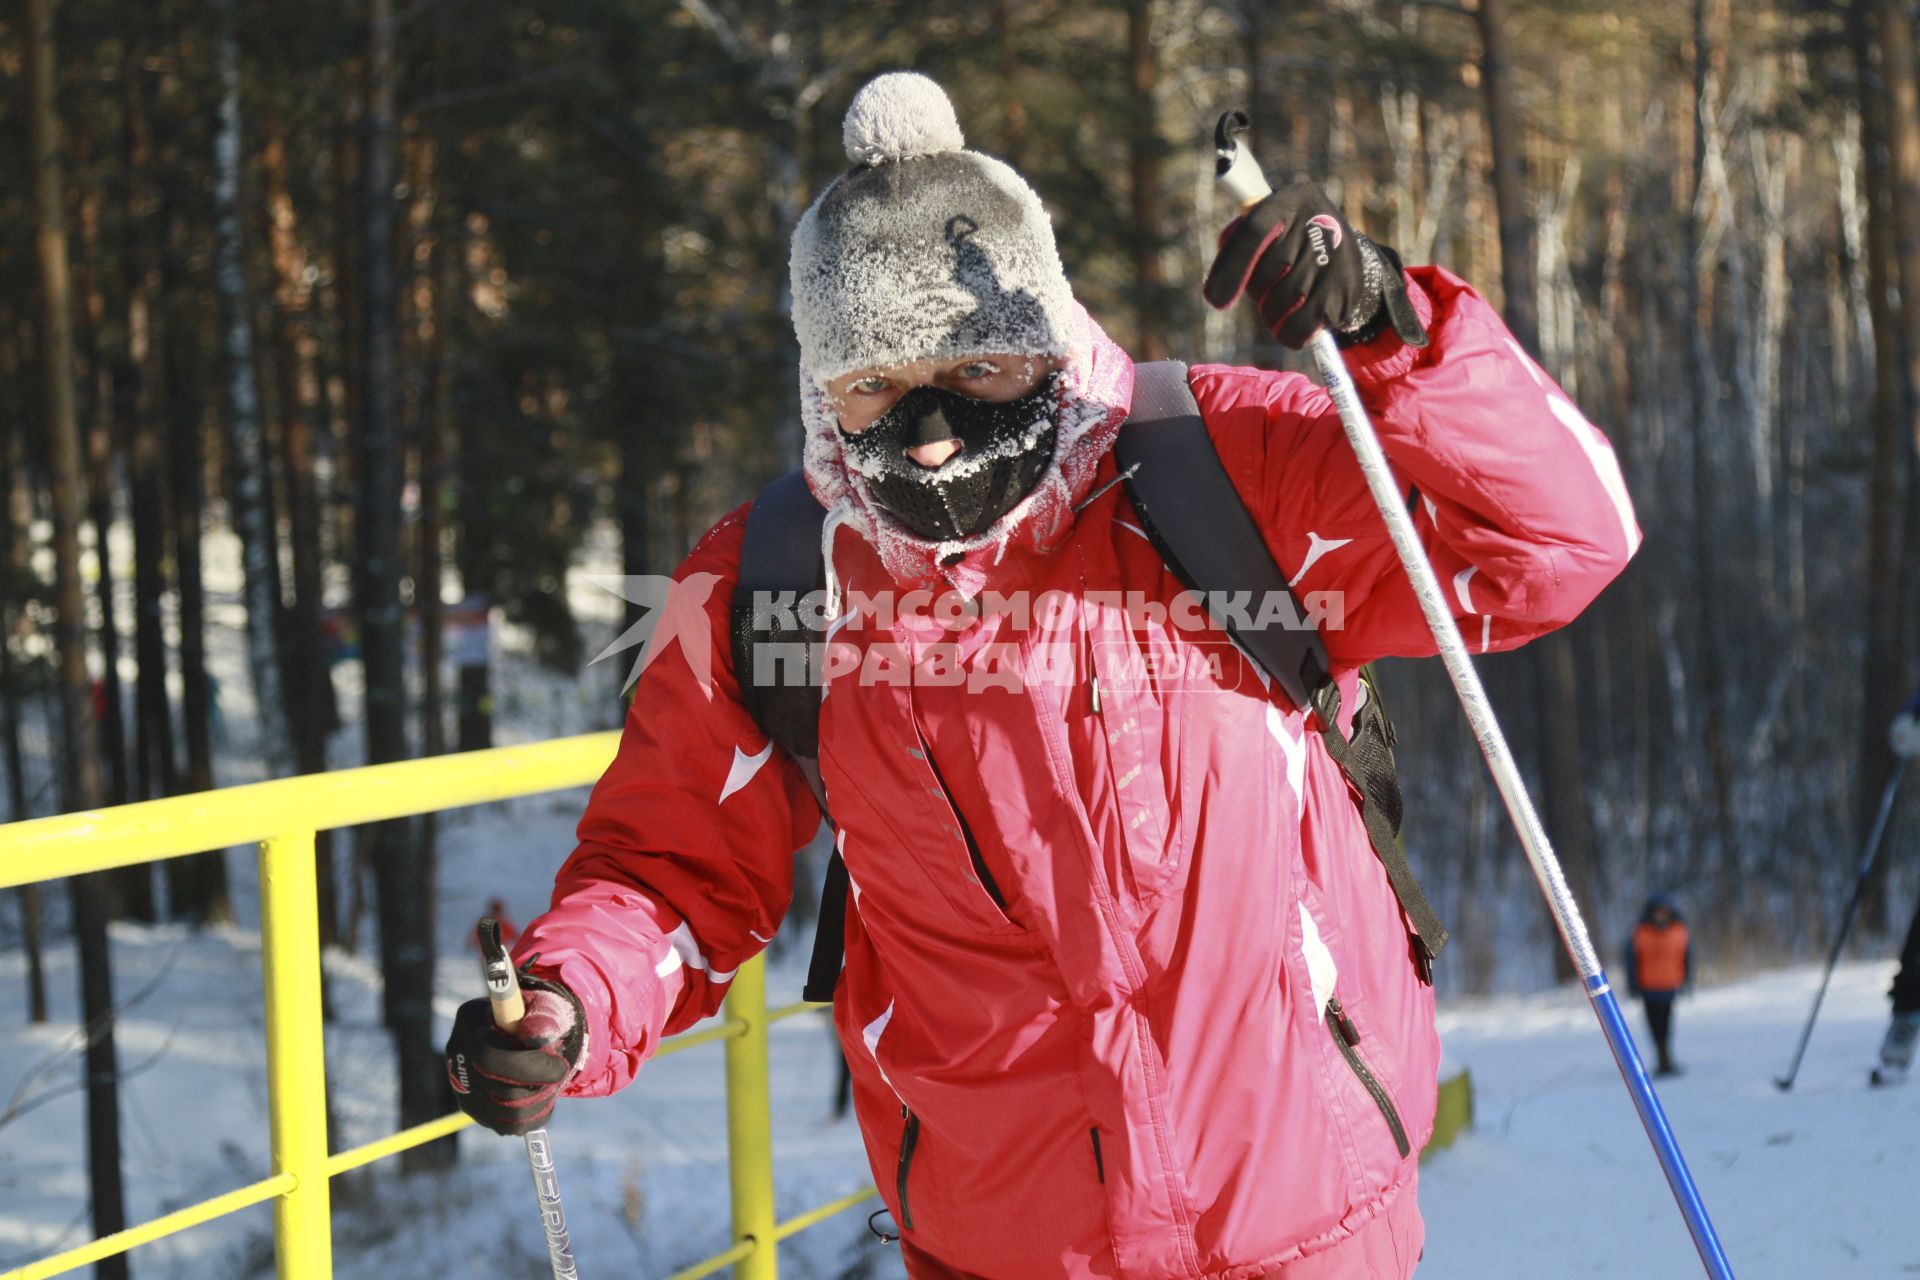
[837,374,1062,543]
[802,302,1137,599]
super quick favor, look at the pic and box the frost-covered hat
[790,71,1075,384]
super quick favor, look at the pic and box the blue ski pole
[1213,110,1737,1280]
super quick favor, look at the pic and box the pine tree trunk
[995,0,1026,167]
[161,132,231,925]
[1865,0,1920,931]
[1686,0,1739,889]
[86,378,151,919]
[80,375,132,804]
[214,0,289,776]
[1854,0,1909,908]
[263,124,341,945]
[123,38,179,812]
[360,0,451,1167]
[330,91,369,951]
[1128,0,1167,361]
[75,216,146,912]
[419,138,450,767]
[1475,0,1539,353]
[1475,0,1594,975]
[1,430,49,1024]
[26,0,130,1264]
[413,120,452,937]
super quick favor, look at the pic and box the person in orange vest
[1626,895,1692,1076]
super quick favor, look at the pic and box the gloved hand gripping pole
[480,917,582,1280]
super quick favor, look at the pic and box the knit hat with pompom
[790,71,1075,385]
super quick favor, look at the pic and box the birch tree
[26,0,129,1263]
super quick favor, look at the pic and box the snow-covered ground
[1422,964,1918,1278]
[2,876,1913,1278]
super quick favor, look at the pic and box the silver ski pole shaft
[481,918,582,1280]
[1213,111,1736,1280]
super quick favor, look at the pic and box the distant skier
[1874,692,1920,1087]
[1626,896,1690,1077]
[443,71,1637,1277]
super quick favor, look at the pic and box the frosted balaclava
[791,72,1077,543]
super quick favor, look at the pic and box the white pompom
[842,71,965,166]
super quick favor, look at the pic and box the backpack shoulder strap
[730,471,848,1002]
[731,471,828,774]
[1114,360,1445,977]
[1114,360,1334,712]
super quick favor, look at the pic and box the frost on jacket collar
[799,302,1136,598]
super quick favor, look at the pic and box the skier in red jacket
[444,72,1639,1278]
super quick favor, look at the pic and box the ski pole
[1213,110,1737,1280]
[1774,759,1908,1091]
[479,917,582,1280]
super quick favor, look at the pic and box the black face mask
[838,373,1061,543]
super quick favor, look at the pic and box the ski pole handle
[478,917,582,1280]
[1211,111,1737,1280]
[1213,110,1272,210]
[480,916,527,1030]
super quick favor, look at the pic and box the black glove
[1202,180,1428,350]
[444,973,586,1135]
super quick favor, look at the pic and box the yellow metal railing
[0,731,876,1280]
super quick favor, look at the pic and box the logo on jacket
[1306,214,1344,266]
[582,572,722,697]
[449,1053,471,1095]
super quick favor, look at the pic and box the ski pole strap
[804,849,851,1003]
[1311,669,1447,981]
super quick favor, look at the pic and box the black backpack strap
[1115,360,1445,979]
[802,854,850,1003]
[1115,360,1333,710]
[732,471,828,774]
[731,472,848,1001]
[1309,671,1447,981]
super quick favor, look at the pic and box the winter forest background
[5,0,1920,1268]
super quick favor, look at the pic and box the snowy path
[1423,963,1918,1277]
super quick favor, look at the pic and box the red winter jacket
[515,268,1639,1278]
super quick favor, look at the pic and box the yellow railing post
[722,955,778,1280]
[259,830,333,1278]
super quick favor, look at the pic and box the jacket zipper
[1325,997,1411,1159]
[919,736,1010,913]
[896,1105,920,1231]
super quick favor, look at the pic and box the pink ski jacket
[515,267,1639,1278]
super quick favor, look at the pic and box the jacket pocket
[916,731,1017,928]
[1325,997,1411,1159]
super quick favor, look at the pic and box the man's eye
[849,378,890,395]
[958,362,1000,379]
